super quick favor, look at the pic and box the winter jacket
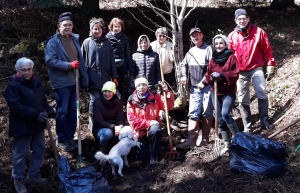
[92,94,125,138]
[81,36,119,90]
[130,35,161,89]
[4,75,54,137]
[127,90,174,139]
[106,31,133,70]
[150,40,174,74]
[45,31,88,89]
[228,24,276,72]
[205,53,239,95]
[181,43,212,86]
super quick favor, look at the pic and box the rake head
[212,137,222,159]
[165,145,180,160]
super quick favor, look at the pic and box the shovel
[75,69,83,166]
[213,79,222,158]
[159,54,180,160]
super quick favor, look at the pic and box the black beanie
[235,9,248,19]
[57,12,73,24]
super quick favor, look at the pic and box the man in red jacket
[228,9,276,132]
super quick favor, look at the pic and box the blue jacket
[4,75,54,137]
[44,31,88,89]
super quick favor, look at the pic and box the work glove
[47,110,57,119]
[70,60,80,69]
[113,78,119,87]
[38,112,48,122]
[266,66,275,81]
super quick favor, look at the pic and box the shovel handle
[214,80,219,138]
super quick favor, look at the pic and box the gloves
[47,110,57,119]
[266,66,275,81]
[38,112,48,122]
[70,60,80,69]
[210,72,220,80]
[113,78,119,87]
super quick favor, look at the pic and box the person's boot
[177,119,199,149]
[227,122,239,139]
[196,117,212,147]
[220,130,231,155]
[239,104,252,132]
[258,99,274,130]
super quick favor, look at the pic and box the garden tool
[159,55,180,159]
[46,119,59,164]
[75,69,83,166]
[213,79,222,158]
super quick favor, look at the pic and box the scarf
[137,91,150,101]
[212,48,232,65]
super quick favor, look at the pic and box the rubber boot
[258,99,274,130]
[239,104,252,132]
[227,122,239,139]
[177,119,199,149]
[196,117,213,147]
[220,130,231,155]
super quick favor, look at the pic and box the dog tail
[94,151,109,162]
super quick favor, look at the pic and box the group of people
[4,8,276,193]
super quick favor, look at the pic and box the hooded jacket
[106,31,133,70]
[92,94,125,138]
[81,36,119,90]
[130,35,161,89]
[45,31,88,89]
[126,90,174,139]
[4,75,54,137]
[150,40,174,74]
[228,24,276,72]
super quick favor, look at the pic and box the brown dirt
[1,4,300,193]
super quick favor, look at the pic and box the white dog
[94,126,140,177]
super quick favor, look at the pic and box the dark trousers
[116,64,128,100]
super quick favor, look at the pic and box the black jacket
[92,94,125,138]
[4,75,53,137]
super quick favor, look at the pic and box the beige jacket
[150,40,174,74]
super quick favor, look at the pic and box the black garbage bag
[58,156,110,193]
[230,132,288,177]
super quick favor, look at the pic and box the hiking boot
[25,176,48,185]
[14,178,27,193]
[56,140,75,151]
[68,139,78,148]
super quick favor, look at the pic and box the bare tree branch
[125,7,154,33]
[182,0,201,22]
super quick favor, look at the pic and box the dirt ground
[1,4,300,193]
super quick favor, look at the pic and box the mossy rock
[9,38,39,57]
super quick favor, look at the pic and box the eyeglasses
[136,83,148,88]
[158,35,166,38]
[20,68,33,72]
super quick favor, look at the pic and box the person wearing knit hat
[201,34,240,155]
[82,17,119,132]
[228,9,276,133]
[92,81,125,154]
[127,76,174,165]
[45,12,88,151]
[129,34,161,94]
[150,27,176,89]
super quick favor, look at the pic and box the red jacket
[228,24,276,72]
[205,54,239,95]
[127,90,174,139]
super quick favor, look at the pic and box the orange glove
[113,78,118,86]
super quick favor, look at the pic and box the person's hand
[180,77,187,85]
[150,120,159,126]
[47,110,57,119]
[113,78,119,86]
[115,125,122,136]
[266,66,275,81]
[197,82,205,89]
[38,112,48,122]
[70,60,80,69]
[210,72,221,80]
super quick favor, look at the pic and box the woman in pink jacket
[127,77,174,165]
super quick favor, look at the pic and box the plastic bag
[230,132,288,177]
[58,156,110,193]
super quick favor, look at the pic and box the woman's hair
[108,17,125,31]
[15,57,34,70]
[89,17,106,33]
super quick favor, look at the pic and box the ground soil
[1,4,300,193]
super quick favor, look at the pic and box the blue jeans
[212,93,236,131]
[188,85,214,120]
[135,124,162,161]
[12,130,45,179]
[97,128,114,145]
[54,85,76,142]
